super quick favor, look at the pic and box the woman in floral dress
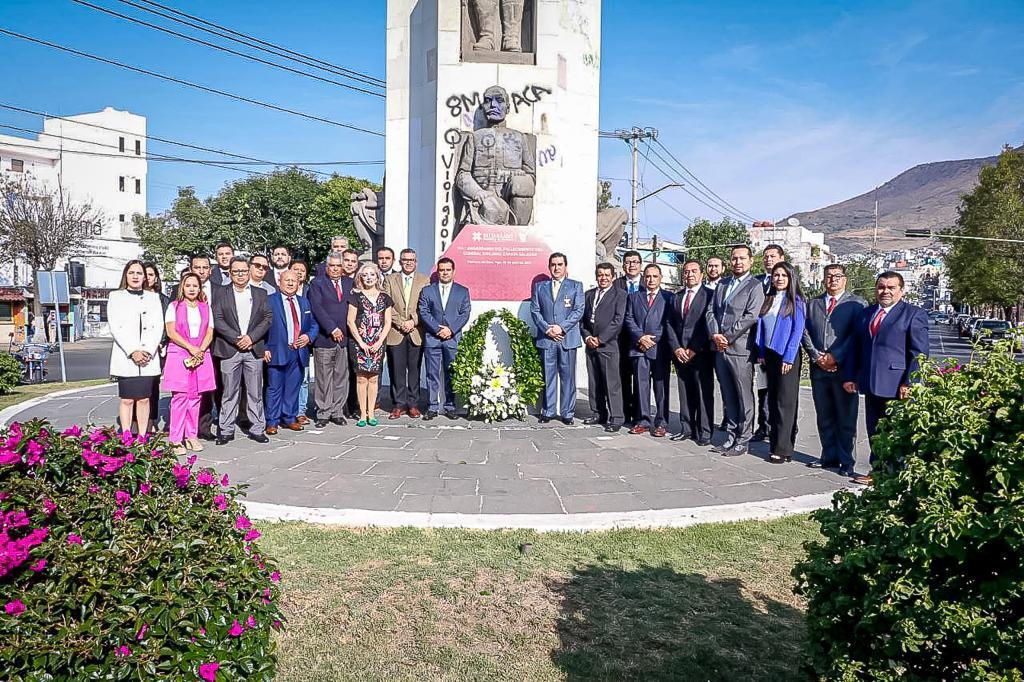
[347,263,393,427]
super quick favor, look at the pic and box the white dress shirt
[232,284,253,334]
[283,294,299,342]
[440,283,451,309]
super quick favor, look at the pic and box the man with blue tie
[263,270,319,434]
[625,264,674,437]
[615,251,644,426]
[531,253,585,425]
[418,257,472,420]
[843,271,929,485]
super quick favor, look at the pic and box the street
[929,320,974,365]
[40,338,113,382]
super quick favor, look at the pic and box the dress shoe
[561,417,574,426]
[197,431,216,442]
[389,408,405,420]
[264,426,279,436]
[538,415,552,423]
[696,438,712,447]
[215,435,234,446]
[670,432,691,442]
[629,425,649,435]
[296,415,310,425]
[408,407,422,418]
[721,444,748,457]
[330,416,347,426]
[839,467,856,478]
[248,433,270,444]
[852,474,873,486]
[711,437,737,453]
[652,426,667,438]
[444,411,458,420]
[314,419,329,428]
[751,428,768,442]
[604,423,621,433]
[423,411,438,421]
[582,416,605,426]
[284,422,303,432]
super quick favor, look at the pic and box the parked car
[972,319,1013,345]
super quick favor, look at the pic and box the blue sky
[3,0,1023,241]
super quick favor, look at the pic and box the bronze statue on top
[454,85,536,228]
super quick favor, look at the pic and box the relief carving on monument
[461,0,536,65]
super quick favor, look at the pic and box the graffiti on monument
[438,127,463,253]
[445,85,552,120]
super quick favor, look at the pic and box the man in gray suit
[706,245,765,456]
[212,256,273,444]
[801,263,866,476]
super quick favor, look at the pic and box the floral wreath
[451,309,543,411]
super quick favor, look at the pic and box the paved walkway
[3,383,864,527]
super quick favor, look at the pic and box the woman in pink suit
[162,273,216,455]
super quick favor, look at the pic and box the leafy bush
[0,420,284,680]
[793,343,1024,680]
[0,352,23,394]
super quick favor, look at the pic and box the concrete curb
[242,490,842,531]
[0,383,115,428]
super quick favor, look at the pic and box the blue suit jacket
[624,289,674,359]
[530,278,585,350]
[307,276,352,348]
[844,300,930,398]
[755,296,807,364]
[418,281,471,349]
[266,292,319,368]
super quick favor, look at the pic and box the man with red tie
[263,270,318,434]
[667,260,714,445]
[307,251,353,428]
[843,271,929,485]
[624,264,674,437]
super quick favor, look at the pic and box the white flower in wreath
[472,375,484,388]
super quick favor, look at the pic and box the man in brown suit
[382,248,431,418]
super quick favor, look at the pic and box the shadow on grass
[549,566,809,681]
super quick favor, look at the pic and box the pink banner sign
[440,224,551,301]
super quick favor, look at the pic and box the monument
[385,0,602,306]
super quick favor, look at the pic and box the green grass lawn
[0,379,108,413]
[260,515,822,682]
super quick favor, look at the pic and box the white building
[0,107,147,288]
[750,218,834,289]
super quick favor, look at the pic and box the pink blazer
[161,301,216,395]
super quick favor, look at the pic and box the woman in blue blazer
[755,261,806,463]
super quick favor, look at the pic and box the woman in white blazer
[108,260,164,435]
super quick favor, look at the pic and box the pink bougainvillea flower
[195,470,215,487]
[61,425,82,437]
[198,662,219,681]
[4,600,26,616]
[246,615,257,629]
[220,474,229,487]
[234,516,252,530]
[272,620,282,630]
[67,534,83,545]
[136,623,148,640]
[262,588,271,598]
[139,482,151,495]
[244,529,261,542]
[212,494,227,512]
[136,431,150,445]
[228,619,244,637]
[119,431,135,447]
[114,490,131,507]
[25,440,45,467]
[172,463,191,488]
[187,454,197,467]
[115,644,131,657]
[150,448,162,459]
[113,509,126,521]
[4,510,30,528]
[198,627,205,636]
[88,484,99,494]
[0,449,20,466]
[29,559,46,572]
[270,571,281,583]
[80,448,101,467]
[42,499,56,515]
[7,423,23,448]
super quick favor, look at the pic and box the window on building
[135,140,141,156]
[135,178,141,194]
[119,214,126,223]
[119,136,125,152]
[0,302,13,322]
[118,176,125,192]
[10,159,24,173]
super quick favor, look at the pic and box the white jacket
[107,289,164,378]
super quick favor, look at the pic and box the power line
[70,0,385,98]
[0,28,385,137]
[643,143,752,224]
[652,138,757,223]
[638,146,749,224]
[0,103,380,178]
[117,0,385,88]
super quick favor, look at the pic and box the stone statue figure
[455,85,536,227]
[596,206,629,269]
[467,0,525,52]
[350,187,385,254]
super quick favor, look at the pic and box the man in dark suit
[263,270,319,435]
[213,241,234,286]
[615,250,644,426]
[801,263,866,476]
[666,259,714,446]
[583,262,627,432]
[625,263,674,437]
[418,257,471,420]
[313,236,350,279]
[843,271,929,485]
[211,256,273,444]
[307,250,353,428]
[706,245,766,456]
[531,252,585,425]
[752,244,785,441]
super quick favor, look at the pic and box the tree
[0,178,103,341]
[945,145,1024,318]
[597,180,613,211]
[135,187,216,275]
[681,218,751,267]
[840,257,879,301]
[311,175,381,263]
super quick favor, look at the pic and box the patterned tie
[870,308,887,337]
[552,279,561,300]
[333,279,342,302]
[827,296,837,315]
[403,275,413,304]
[629,281,637,294]
[288,297,300,344]
[682,289,693,316]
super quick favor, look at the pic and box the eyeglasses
[399,258,417,262]
[825,274,846,280]
[229,269,249,275]
[251,263,268,270]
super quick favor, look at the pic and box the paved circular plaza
[2,384,863,529]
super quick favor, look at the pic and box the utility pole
[873,197,879,253]
[601,127,659,248]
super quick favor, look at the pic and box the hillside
[788,146,1021,254]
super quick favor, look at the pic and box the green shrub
[0,352,23,394]
[793,343,1024,680]
[0,420,284,680]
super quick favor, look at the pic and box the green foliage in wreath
[793,341,1024,680]
[451,309,543,409]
